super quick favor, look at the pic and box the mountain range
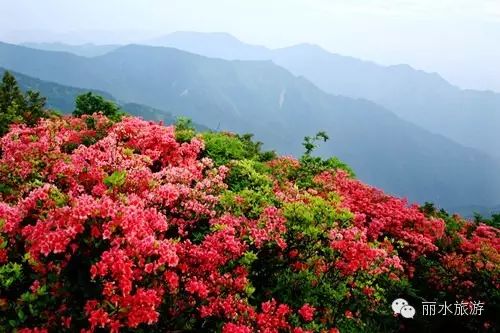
[21,42,119,57]
[25,32,500,160]
[148,32,500,161]
[1,40,499,213]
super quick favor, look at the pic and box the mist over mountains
[1,39,499,214]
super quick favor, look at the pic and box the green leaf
[104,170,127,188]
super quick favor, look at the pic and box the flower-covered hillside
[0,114,498,333]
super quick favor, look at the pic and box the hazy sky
[1,0,500,92]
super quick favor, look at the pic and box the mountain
[270,44,500,160]
[0,67,208,130]
[21,42,120,57]
[149,32,500,160]
[147,31,269,60]
[1,41,500,211]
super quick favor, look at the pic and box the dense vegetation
[0,72,498,332]
[0,71,50,136]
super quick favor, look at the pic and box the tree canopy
[73,92,122,120]
[0,71,47,136]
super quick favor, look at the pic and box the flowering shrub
[0,114,498,332]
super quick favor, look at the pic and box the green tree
[22,90,47,126]
[473,212,500,228]
[0,71,24,111]
[296,131,354,188]
[73,92,122,121]
[0,71,48,136]
[302,131,329,156]
[0,72,24,136]
[174,116,196,142]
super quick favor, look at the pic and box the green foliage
[226,160,272,192]
[0,71,48,136]
[202,132,276,166]
[0,262,23,289]
[473,212,500,228]
[49,187,68,207]
[21,91,47,126]
[220,189,273,220]
[286,131,356,188]
[221,160,277,218]
[73,92,123,121]
[239,251,258,268]
[302,131,329,156]
[284,196,352,239]
[237,133,276,162]
[203,132,247,166]
[0,71,24,112]
[298,155,355,189]
[104,170,127,189]
[174,116,197,142]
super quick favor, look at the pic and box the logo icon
[392,298,415,319]
[400,305,416,319]
[391,298,408,314]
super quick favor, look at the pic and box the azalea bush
[0,114,498,332]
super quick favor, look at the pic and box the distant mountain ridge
[21,42,119,57]
[147,32,269,60]
[1,41,500,212]
[146,32,500,160]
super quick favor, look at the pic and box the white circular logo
[400,305,416,319]
[391,298,409,314]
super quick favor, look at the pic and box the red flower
[298,303,316,322]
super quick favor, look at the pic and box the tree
[22,90,47,126]
[0,71,48,136]
[302,131,329,156]
[0,71,24,112]
[73,92,122,120]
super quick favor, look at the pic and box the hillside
[0,67,209,130]
[0,114,497,332]
[149,31,500,160]
[0,67,113,112]
[1,41,500,210]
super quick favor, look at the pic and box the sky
[1,0,500,92]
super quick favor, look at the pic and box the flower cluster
[315,170,445,273]
[0,115,497,332]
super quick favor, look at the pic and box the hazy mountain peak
[165,31,242,42]
[283,43,327,52]
[146,31,270,60]
[18,41,120,57]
